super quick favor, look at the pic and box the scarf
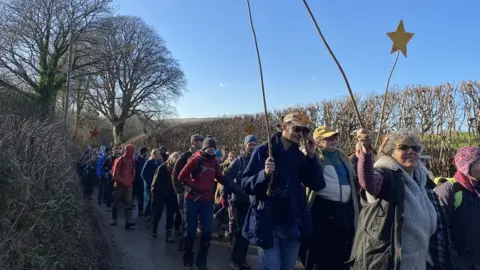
[453,171,480,198]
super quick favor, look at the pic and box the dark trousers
[105,178,114,208]
[82,172,96,198]
[132,180,144,212]
[151,193,182,234]
[97,175,107,203]
[183,199,214,266]
[144,182,152,217]
[231,201,250,265]
[304,196,354,270]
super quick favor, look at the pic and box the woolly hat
[190,134,205,143]
[202,137,217,151]
[454,146,480,176]
[244,135,258,145]
[215,149,222,157]
[139,146,148,155]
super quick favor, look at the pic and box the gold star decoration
[387,19,414,58]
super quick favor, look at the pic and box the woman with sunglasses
[348,129,441,270]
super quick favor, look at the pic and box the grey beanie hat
[244,135,258,145]
[202,137,217,151]
[190,134,205,143]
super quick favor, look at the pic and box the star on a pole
[387,20,414,58]
[90,127,99,139]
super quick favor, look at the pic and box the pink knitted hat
[454,146,480,176]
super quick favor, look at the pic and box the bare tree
[87,16,186,144]
[0,0,111,119]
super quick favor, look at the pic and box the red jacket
[178,151,224,201]
[112,144,136,188]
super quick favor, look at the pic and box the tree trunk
[113,121,126,145]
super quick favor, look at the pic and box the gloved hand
[221,197,229,208]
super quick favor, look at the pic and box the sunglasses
[293,126,310,133]
[396,144,422,153]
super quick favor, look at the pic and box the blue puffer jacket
[240,132,325,249]
[96,154,107,178]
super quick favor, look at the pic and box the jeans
[257,226,301,270]
[151,193,182,234]
[183,198,214,266]
[231,202,250,265]
[144,181,152,216]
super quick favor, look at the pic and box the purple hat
[454,146,480,176]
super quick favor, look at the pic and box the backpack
[435,177,463,210]
[178,151,216,180]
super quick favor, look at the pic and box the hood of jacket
[123,144,135,160]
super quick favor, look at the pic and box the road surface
[91,195,304,270]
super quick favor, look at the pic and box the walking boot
[165,230,175,243]
[110,207,118,226]
[195,238,211,270]
[183,240,194,270]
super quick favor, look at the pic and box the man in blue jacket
[241,112,326,270]
[97,147,110,205]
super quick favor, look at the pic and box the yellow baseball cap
[313,126,339,141]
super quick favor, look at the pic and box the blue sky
[113,0,478,118]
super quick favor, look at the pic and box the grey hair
[380,129,422,156]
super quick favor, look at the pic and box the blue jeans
[183,198,214,266]
[258,226,301,270]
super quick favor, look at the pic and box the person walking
[97,147,110,205]
[215,151,236,239]
[223,135,258,270]
[133,146,148,216]
[178,137,241,270]
[349,129,439,270]
[142,149,163,220]
[172,134,205,251]
[436,146,480,269]
[301,126,359,270]
[110,144,136,230]
[151,152,182,240]
[240,112,326,270]
[102,146,121,211]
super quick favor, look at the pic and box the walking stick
[245,0,274,196]
[301,0,364,128]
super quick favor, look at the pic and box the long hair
[149,149,160,160]
[166,152,181,166]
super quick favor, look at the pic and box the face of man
[282,122,309,144]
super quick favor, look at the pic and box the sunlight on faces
[391,138,422,171]
[282,122,309,144]
[227,152,236,162]
[319,134,339,151]
[246,142,258,154]
[193,140,204,150]
[154,150,162,160]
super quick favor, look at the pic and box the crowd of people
[77,111,480,270]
